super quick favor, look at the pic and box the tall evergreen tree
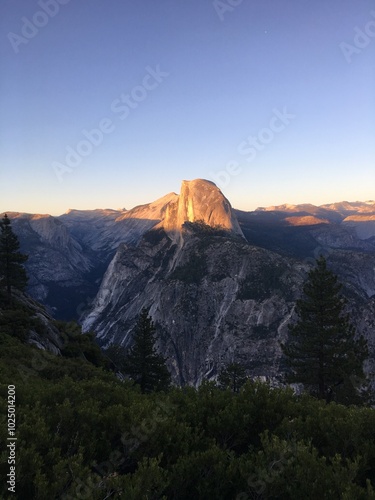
[282,256,368,403]
[124,309,171,393]
[217,362,248,393]
[0,214,28,301]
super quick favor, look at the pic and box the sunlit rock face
[60,192,178,253]
[162,179,244,239]
[59,179,244,250]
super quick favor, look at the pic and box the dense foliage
[183,220,233,237]
[1,325,375,499]
[282,256,369,404]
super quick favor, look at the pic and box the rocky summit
[4,180,375,386]
[160,179,244,240]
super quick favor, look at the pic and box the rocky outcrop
[10,290,64,355]
[161,179,244,240]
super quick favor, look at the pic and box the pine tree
[282,256,368,403]
[0,214,28,302]
[217,362,248,393]
[124,309,171,393]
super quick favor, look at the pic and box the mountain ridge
[4,195,375,231]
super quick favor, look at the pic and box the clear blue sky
[1,0,374,214]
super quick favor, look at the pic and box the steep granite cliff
[83,225,305,385]
[83,182,375,386]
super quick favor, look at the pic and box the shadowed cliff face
[83,226,303,385]
[82,222,375,387]
[3,213,94,317]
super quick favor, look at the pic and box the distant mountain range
[3,180,375,386]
